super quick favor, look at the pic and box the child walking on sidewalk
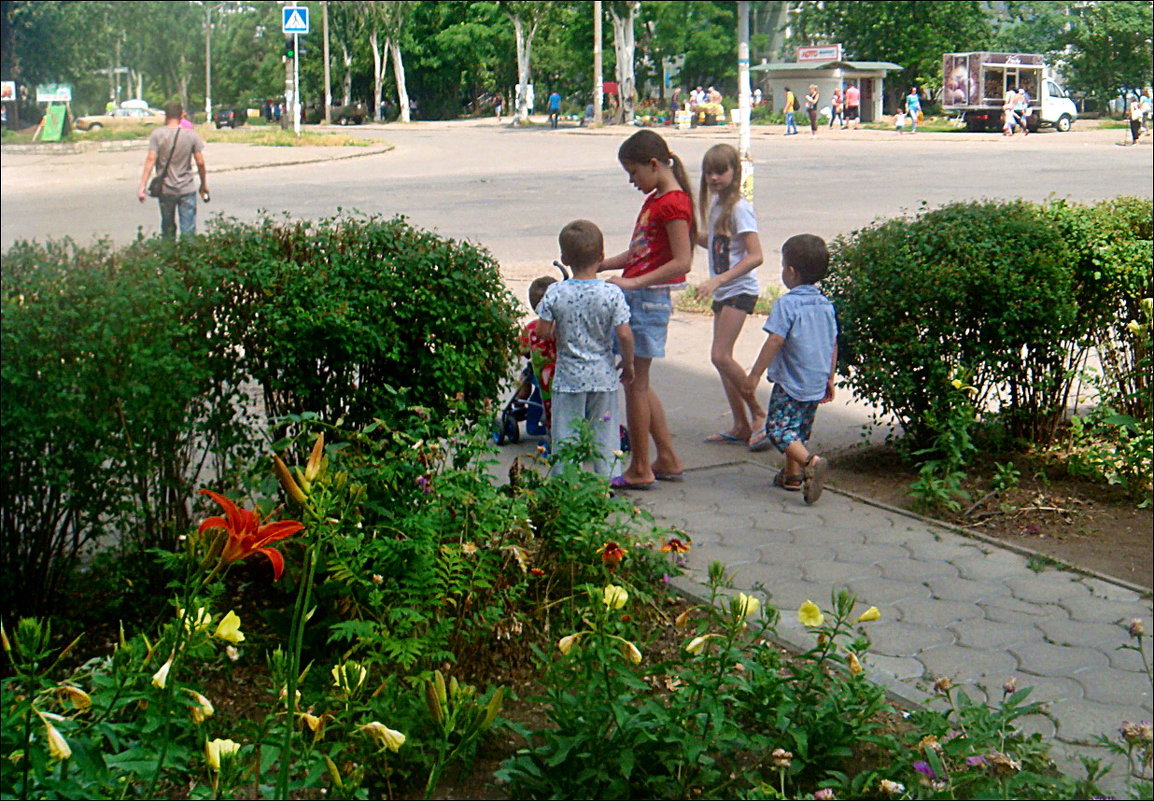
[536,220,635,479]
[746,234,838,504]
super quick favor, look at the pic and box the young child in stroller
[494,275,560,446]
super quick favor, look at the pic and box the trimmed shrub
[826,200,1083,448]
[1,214,521,615]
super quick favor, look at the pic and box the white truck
[942,52,1078,132]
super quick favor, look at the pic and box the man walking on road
[548,90,562,129]
[137,102,208,239]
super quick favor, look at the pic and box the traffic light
[283,38,295,59]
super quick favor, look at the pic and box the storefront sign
[796,45,842,63]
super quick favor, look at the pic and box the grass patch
[1,123,371,148]
[674,284,782,315]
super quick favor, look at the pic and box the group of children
[526,129,836,504]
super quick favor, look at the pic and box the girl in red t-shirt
[600,130,695,489]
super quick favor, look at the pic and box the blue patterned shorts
[763,384,819,453]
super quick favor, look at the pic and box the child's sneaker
[802,455,828,505]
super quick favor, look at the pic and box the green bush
[1,214,522,616]
[824,199,1149,450]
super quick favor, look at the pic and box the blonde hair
[698,144,743,239]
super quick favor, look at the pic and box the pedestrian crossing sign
[282,6,309,35]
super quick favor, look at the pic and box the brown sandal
[774,469,803,491]
[802,455,828,505]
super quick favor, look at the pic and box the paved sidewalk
[632,460,1153,795]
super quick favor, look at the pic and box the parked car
[212,107,247,129]
[304,102,367,125]
[75,101,165,132]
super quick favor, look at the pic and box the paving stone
[1005,572,1092,605]
[1081,577,1144,603]
[801,559,880,586]
[925,575,1011,603]
[903,536,987,563]
[1076,665,1154,707]
[1047,742,1133,799]
[1106,641,1154,674]
[867,620,955,657]
[864,653,927,681]
[1000,675,1086,707]
[917,644,1019,682]
[829,541,915,567]
[1050,698,1136,745]
[1016,712,1058,740]
[756,578,820,611]
[754,541,837,568]
[980,597,1071,624]
[1034,617,1128,650]
[880,558,960,582]
[892,598,984,627]
[1061,594,1152,625]
[847,576,932,606]
[952,549,1031,581]
[1009,641,1110,679]
[950,617,1038,649]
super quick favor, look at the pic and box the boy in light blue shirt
[746,234,838,504]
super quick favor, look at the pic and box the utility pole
[204,3,213,121]
[594,1,603,126]
[737,1,754,199]
[323,1,331,125]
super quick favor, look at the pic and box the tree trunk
[391,41,411,123]
[341,42,352,106]
[610,3,638,124]
[511,16,536,125]
[370,30,387,121]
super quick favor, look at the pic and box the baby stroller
[493,261,569,447]
[493,261,631,454]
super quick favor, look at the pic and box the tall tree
[500,0,553,123]
[793,1,992,103]
[607,1,640,123]
[1065,0,1153,102]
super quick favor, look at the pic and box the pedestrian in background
[783,87,798,135]
[137,101,208,239]
[805,85,820,136]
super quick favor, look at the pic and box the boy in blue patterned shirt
[537,220,635,478]
[745,234,838,504]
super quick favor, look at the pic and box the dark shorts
[845,106,859,120]
[763,384,819,453]
[711,293,758,315]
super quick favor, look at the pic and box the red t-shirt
[623,190,692,284]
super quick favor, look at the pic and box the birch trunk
[391,41,411,123]
[341,42,352,106]
[370,30,387,121]
[512,16,536,125]
[609,3,638,124]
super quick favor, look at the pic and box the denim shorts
[623,287,672,360]
[764,384,819,453]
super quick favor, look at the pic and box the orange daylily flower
[198,489,305,581]
[598,541,628,567]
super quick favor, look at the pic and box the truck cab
[1039,78,1077,132]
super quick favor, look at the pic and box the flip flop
[773,469,802,492]
[610,475,656,491]
[654,472,685,482]
[748,431,775,453]
[704,432,744,443]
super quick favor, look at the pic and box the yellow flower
[673,609,692,628]
[847,651,863,675]
[184,689,215,724]
[213,611,245,645]
[879,779,905,797]
[798,600,825,627]
[179,607,213,632]
[1128,320,1143,335]
[558,632,584,655]
[205,738,241,771]
[685,634,718,655]
[733,592,760,619]
[361,721,406,752]
[856,606,881,623]
[151,653,174,689]
[39,714,71,761]
[620,640,642,665]
[57,685,92,710]
[331,661,368,693]
[300,711,326,738]
[950,378,964,390]
[462,542,479,555]
[603,584,629,610]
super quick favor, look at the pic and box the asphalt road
[2,119,1151,271]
